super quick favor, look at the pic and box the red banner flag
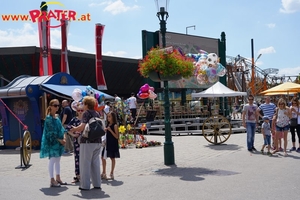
[95,23,107,90]
[60,20,69,73]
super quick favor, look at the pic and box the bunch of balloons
[71,85,105,112]
[137,84,157,99]
[186,50,226,85]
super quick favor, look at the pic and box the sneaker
[279,147,283,152]
[261,150,264,155]
[248,149,253,152]
[290,147,296,151]
[296,148,300,153]
[267,152,272,156]
[252,147,257,151]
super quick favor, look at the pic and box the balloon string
[0,98,28,130]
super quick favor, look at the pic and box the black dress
[106,123,120,158]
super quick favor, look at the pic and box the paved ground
[1,132,300,200]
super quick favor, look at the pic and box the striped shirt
[258,103,276,119]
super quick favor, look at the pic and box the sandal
[56,180,67,185]
[72,177,80,183]
[101,173,107,180]
[110,174,114,180]
[50,181,61,187]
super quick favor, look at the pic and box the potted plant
[138,46,195,82]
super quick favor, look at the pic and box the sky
[0,0,300,78]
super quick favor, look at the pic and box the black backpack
[84,111,105,141]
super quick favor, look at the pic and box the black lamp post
[155,0,174,165]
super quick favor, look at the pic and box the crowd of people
[242,95,300,157]
[39,92,137,190]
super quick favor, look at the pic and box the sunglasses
[77,110,84,112]
[52,104,60,107]
[248,99,254,101]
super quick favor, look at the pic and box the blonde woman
[40,99,67,187]
[272,98,291,156]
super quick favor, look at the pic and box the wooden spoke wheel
[22,131,32,167]
[202,115,232,144]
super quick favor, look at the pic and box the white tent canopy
[191,81,247,98]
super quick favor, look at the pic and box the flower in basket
[119,125,126,134]
[138,46,195,79]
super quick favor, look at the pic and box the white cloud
[89,0,140,15]
[0,23,86,52]
[278,66,300,76]
[280,0,300,13]
[267,23,276,28]
[103,50,127,57]
[258,46,276,55]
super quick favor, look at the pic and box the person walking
[256,96,276,148]
[101,111,120,180]
[60,100,74,153]
[260,116,272,156]
[272,98,291,156]
[127,92,137,121]
[40,99,67,187]
[70,96,102,190]
[66,102,84,183]
[289,97,300,152]
[242,95,259,152]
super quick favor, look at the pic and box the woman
[40,99,67,187]
[101,111,120,180]
[67,102,84,183]
[289,97,300,152]
[272,98,291,156]
[70,96,102,190]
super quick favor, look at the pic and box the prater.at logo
[29,1,77,28]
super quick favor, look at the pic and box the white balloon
[72,88,83,102]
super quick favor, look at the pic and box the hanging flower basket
[148,70,182,82]
[138,46,194,82]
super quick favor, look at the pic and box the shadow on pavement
[155,166,239,181]
[72,189,110,199]
[204,144,241,151]
[40,186,68,196]
[101,179,124,187]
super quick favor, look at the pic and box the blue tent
[0,72,113,149]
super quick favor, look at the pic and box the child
[101,111,120,180]
[261,116,272,155]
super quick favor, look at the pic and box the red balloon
[138,92,149,99]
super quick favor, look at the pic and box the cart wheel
[22,131,32,167]
[202,115,232,144]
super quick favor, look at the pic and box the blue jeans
[246,122,256,150]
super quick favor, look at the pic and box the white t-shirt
[127,96,137,109]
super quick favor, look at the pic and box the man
[60,100,74,153]
[256,96,276,124]
[242,95,259,152]
[127,92,137,121]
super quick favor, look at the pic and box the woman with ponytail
[40,99,67,187]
